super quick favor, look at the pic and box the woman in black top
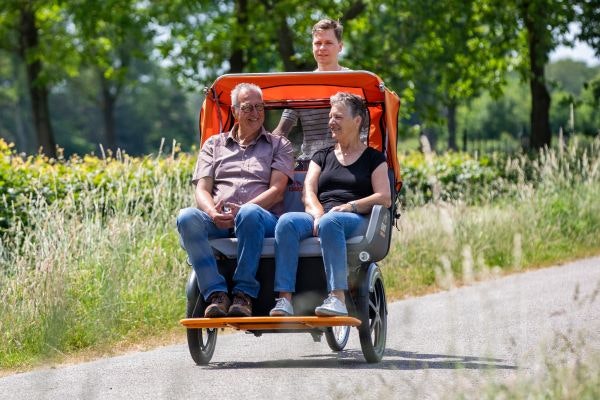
[270,92,391,316]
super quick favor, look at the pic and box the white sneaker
[315,295,348,316]
[269,297,294,316]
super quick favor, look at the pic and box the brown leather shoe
[228,292,253,317]
[204,291,231,318]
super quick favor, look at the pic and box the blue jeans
[274,211,368,293]
[177,203,278,301]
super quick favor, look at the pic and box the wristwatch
[349,201,358,213]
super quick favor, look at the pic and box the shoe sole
[227,306,252,317]
[269,310,293,317]
[314,308,348,316]
[204,306,228,318]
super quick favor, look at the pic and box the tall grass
[384,136,600,297]
[0,147,195,368]
[383,183,600,298]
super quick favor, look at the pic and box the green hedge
[0,139,195,232]
[2,137,599,233]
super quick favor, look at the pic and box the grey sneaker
[269,298,294,316]
[315,295,348,316]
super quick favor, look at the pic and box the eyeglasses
[238,103,265,113]
[237,103,265,113]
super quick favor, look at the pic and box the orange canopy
[199,71,402,190]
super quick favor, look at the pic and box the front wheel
[186,271,218,365]
[357,265,387,363]
[325,325,350,351]
[186,326,217,365]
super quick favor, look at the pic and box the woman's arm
[302,161,324,235]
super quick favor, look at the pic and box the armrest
[347,205,392,264]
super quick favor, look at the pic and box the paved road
[1,257,599,399]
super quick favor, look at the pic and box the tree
[577,0,600,56]
[67,0,153,151]
[510,0,575,150]
[417,0,515,150]
[0,51,31,152]
[546,59,599,95]
[345,1,516,150]
[0,1,73,157]
[152,1,367,89]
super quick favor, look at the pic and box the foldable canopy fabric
[199,71,402,189]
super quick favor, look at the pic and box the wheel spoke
[369,313,381,333]
[369,298,378,312]
[373,314,381,328]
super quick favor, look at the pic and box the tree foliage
[0,0,598,156]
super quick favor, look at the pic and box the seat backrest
[283,171,306,213]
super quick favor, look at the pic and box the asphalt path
[1,256,599,399]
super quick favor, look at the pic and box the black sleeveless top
[312,146,386,212]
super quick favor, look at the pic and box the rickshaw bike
[180,71,402,364]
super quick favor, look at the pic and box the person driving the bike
[273,18,350,162]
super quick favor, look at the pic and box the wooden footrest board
[180,316,362,330]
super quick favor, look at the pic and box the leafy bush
[398,135,600,207]
[0,138,195,232]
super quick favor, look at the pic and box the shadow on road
[204,348,518,370]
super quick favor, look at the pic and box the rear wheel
[186,272,218,365]
[325,325,350,351]
[357,265,387,363]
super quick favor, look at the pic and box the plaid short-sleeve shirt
[192,126,294,216]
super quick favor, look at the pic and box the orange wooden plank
[180,316,362,330]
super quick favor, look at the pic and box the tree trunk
[277,18,310,71]
[523,2,552,150]
[341,0,367,22]
[11,55,30,152]
[18,5,56,158]
[229,0,247,73]
[99,74,117,150]
[446,101,458,151]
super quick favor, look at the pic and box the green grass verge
[382,181,600,298]
[0,212,187,368]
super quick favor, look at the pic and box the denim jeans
[177,203,278,300]
[274,211,368,293]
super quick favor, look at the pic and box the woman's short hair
[231,83,263,107]
[330,92,367,128]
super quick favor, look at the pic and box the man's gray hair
[231,83,263,107]
[330,92,367,128]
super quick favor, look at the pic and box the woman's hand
[330,203,354,213]
[312,214,323,236]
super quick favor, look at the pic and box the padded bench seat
[210,235,365,259]
[210,204,390,263]
[208,171,392,264]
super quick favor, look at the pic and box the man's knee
[177,207,208,234]
[236,203,264,224]
[275,213,302,237]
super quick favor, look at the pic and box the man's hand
[210,199,235,229]
[223,202,241,217]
